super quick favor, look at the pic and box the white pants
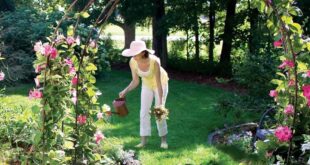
[140,84,168,137]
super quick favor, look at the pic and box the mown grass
[0,70,265,164]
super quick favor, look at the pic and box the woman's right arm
[119,60,139,98]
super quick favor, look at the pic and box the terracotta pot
[113,98,128,117]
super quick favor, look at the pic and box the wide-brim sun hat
[122,40,155,57]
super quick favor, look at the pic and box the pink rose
[29,89,43,99]
[76,36,81,45]
[77,115,87,125]
[66,37,75,45]
[278,60,294,69]
[273,39,282,48]
[71,76,78,85]
[302,85,310,99]
[274,126,292,142]
[34,77,40,87]
[69,67,76,75]
[306,70,310,78]
[34,41,45,54]
[284,104,294,115]
[94,131,105,144]
[269,90,278,97]
[89,40,96,48]
[50,48,58,59]
[72,96,77,105]
[64,58,73,66]
[288,79,295,87]
[97,112,103,119]
[0,71,5,81]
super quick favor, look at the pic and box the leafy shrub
[0,7,59,82]
[234,52,279,98]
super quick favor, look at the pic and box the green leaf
[307,42,310,51]
[80,12,90,18]
[89,75,96,84]
[258,1,266,13]
[289,6,303,16]
[267,19,274,29]
[289,23,302,34]
[67,25,74,37]
[297,61,308,72]
[271,79,283,85]
[64,141,74,150]
[86,63,97,71]
[31,105,41,114]
[31,131,42,145]
[281,15,293,24]
[87,88,96,97]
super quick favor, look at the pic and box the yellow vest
[130,55,169,90]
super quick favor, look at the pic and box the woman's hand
[119,90,127,98]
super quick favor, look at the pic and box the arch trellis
[30,0,120,164]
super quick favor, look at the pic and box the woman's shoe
[160,143,168,149]
[135,143,145,148]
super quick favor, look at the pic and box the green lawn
[1,70,265,164]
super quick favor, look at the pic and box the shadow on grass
[215,144,265,164]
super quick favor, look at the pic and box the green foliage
[0,7,61,82]
[252,0,310,164]
[234,52,279,98]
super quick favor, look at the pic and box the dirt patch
[111,64,247,94]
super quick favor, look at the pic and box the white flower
[55,150,65,158]
[102,104,111,112]
[301,142,310,153]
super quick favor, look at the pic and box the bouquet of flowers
[152,105,169,121]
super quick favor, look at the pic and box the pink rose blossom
[278,60,294,69]
[34,41,45,54]
[89,40,96,48]
[34,77,40,87]
[269,90,278,97]
[72,76,78,85]
[29,89,43,99]
[76,36,81,45]
[0,71,5,81]
[302,70,310,78]
[71,97,77,105]
[288,79,295,87]
[69,67,76,75]
[302,85,310,99]
[284,104,294,115]
[64,58,73,66]
[94,131,105,144]
[66,37,75,45]
[77,115,87,125]
[273,39,282,48]
[55,34,65,44]
[97,112,103,119]
[50,48,58,59]
[274,126,292,142]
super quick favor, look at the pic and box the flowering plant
[153,106,169,121]
[253,0,310,164]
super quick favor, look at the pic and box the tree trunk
[123,23,136,49]
[248,0,259,54]
[209,0,215,63]
[219,0,237,77]
[193,1,200,63]
[152,0,168,68]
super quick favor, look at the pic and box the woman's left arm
[154,61,163,106]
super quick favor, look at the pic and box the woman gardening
[119,40,169,149]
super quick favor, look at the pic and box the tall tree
[209,0,215,63]
[219,0,237,77]
[193,0,200,63]
[152,0,168,67]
